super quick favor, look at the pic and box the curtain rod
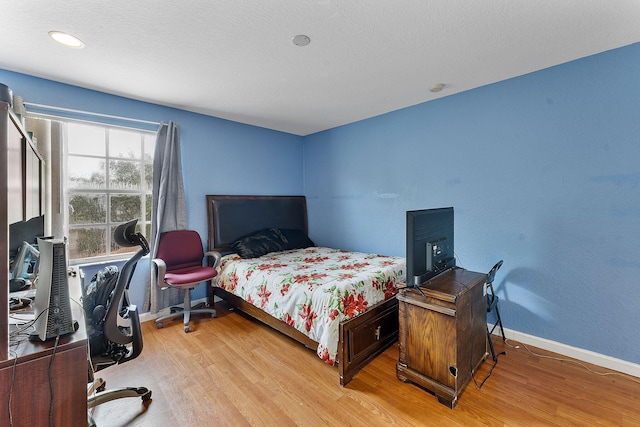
[24,102,161,126]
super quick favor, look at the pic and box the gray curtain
[144,121,187,313]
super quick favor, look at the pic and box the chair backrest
[88,219,149,366]
[103,220,149,344]
[156,230,205,271]
[486,260,503,310]
[486,260,504,286]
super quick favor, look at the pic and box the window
[65,122,155,262]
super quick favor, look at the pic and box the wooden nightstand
[396,268,488,408]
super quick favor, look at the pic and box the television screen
[406,207,455,287]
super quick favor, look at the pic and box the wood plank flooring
[90,303,640,426]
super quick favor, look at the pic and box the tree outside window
[66,123,154,261]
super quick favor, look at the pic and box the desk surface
[3,268,87,366]
[399,268,487,303]
[0,267,89,427]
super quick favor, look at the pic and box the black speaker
[31,238,76,341]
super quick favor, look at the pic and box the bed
[206,195,406,386]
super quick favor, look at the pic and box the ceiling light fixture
[429,83,446,93]
[292,35,311,47]
[48,31,85,48]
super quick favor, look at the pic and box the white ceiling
[2,1,640,136]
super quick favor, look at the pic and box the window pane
[111,194,142,223]
[67,123,106,156]
[69,227,107,259]
[57,117,155,261]
[144,134,154,190]
[69,194,106,224]
[109,159,141,190]
[110,129,141,159]
[144,159,153,191]
[145,194,152,221]
[68,156,106,189]
[144,134,155,156]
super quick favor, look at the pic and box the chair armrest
[152,258,168,289]
[104,303,143,364]
[124,304,143,362]
[204,250,222,269]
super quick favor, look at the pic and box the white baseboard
[491,324,640,378]
[139,296,218,323]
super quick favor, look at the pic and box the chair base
[88,377,152,407]
[155,305,216,333]
[155,287,217,332]
[87,377,152,426]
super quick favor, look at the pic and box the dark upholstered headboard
[206,195,308,253]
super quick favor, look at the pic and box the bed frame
[206,195,399,386]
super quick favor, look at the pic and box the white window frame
[27,113,155,264]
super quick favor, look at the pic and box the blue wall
[304,42,640,365]
[0,69,304,307]
[3,41,640,365]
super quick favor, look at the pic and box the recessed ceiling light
[292,35,311,47]
[48,31,85,48]
[429,83,446,93]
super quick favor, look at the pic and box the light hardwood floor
[90,303,640,426]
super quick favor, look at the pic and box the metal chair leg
[494,304,506,341]
[487,328,497,361]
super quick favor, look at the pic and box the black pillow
[280,229,315,250]
[232,228,288,258]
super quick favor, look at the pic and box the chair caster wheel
[184,325,190,333]
[156,321,163,329]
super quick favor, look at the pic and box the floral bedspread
[214,247,405,365]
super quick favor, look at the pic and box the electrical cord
[472,348,507,390]
[503,338,640,385]
[9,308,49,344]
[48,334,61,427]
[72,296,99,422]
[8,349,18,427]
[9,295,86,427]
[7,308,49,427]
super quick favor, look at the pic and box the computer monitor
[11,241,39,280]
[9,215,44,258]
[406,207,455,287]
[9,215,45,281]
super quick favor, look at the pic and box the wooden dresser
[2,101,87,425]
[396,268,487,408]
[1,271,87,426]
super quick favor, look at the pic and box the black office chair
[85,219,152,426]
[486,260,505,361]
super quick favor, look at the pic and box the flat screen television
[406,207,455,287]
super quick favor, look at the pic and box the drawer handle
[374,326,381,340]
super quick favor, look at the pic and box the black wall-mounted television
[406,207,455,287]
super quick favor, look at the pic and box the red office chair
[152,229,221,332]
